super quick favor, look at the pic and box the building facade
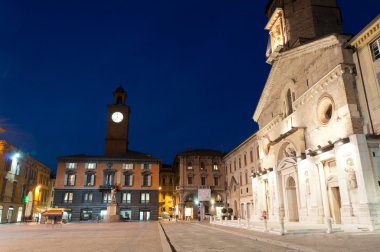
[174,149,225,220]
[53,86,161,222]
[158,164,177,219]
[247,0,380,230]
[224,133,260,219]
[349,15,380,135]
[0,139,51,224]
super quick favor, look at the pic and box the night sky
[0,1,378,175]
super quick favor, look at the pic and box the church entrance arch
[286,176,299,221]
[324,160,342,224]
[276,141,299,222]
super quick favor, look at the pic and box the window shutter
[84,174,88,186]
[64,174,68,186]
[148,175,151,187]
[73,175,76,186]
[91,174,95,186]
[149,164,152,170]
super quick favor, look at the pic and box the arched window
[286,89,293,115]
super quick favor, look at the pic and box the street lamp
[13,153,21,160]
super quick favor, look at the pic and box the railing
[176,185,211,191]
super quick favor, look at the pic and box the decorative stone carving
[284,146,296,158]
[344,158,358,190]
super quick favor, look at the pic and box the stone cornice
[253,34,349,122]
[349,15,380,49]
[257,114,283,137]
[293,63,356,110]
[265,8,283,30]
[253,60,280,122]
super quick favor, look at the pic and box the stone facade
[174,149,225,220]
[226,1,380,231]
[224,133,259,219]
[349,15,380,135]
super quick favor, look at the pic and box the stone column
[348,134,380,230]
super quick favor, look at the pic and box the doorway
[286,177,299,222]
[139,210,150,221]
[7,207,14,223]
[17,207,23,222]
[328,186,342,224]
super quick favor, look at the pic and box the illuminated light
[23,196,29,203]
[13,153,21,160]
[210,199,215,205]
[316,149,323,154]
[194,199,199,205]
[159,187,162,190]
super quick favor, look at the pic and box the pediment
[253,35,345,123]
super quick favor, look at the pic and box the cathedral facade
[227,0,380,231]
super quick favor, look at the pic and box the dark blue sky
[0,0,378,174]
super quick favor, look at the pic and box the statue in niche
[304,171,311,196]
[345,158,358,190]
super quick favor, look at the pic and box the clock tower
[104,85,131,156]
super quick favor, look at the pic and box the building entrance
[286,177,299,222]
[328,186,342,224]
[7,207,14,223]
[139,210,150,221]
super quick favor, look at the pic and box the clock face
[111,112,123,123]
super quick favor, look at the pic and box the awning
[41,209,63,216]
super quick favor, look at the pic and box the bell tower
[104,85,131,156]
[265,0,342,62]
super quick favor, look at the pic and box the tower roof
[114,85,126,95]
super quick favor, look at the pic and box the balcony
[176,185,211,191]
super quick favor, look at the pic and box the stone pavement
[203,221,380,252]
[0,222,163,252]
[1,221,380,252]
[160,221,295,252]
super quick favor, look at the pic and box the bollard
[326,218,333,234]
[264,219,269,232]
[279,218,285,236]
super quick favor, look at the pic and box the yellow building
[158,164,177,219]
[0,139,52,223]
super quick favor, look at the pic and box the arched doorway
[240,203,244,219]
[246,203,251,220]
[184,194,194,220]
[286,176,299,222]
